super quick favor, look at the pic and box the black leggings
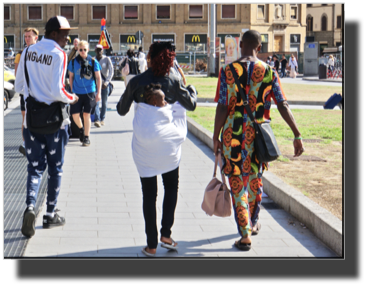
[140,167,179,249]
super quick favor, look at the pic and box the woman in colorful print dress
[213,30,305,251]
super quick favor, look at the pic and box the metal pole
[189,52,192,72]
[209,4,216,75]
[194,51,196,75]
[20,4,22,49]
[207,4,210,77]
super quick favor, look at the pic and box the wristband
[294,137,302,140]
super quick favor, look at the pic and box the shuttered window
[337,16,342,29]
[4,6,10,20]
[29,6,42,20]
[321,15,327,31]
[124,6,138,19]
[61,6,74,20]
[189,5,203,19]
[157,6,170,19]
[93,6,106,20]
[222,5,235,19]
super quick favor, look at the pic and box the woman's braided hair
[149,42,176,77]
[144,83,162,105]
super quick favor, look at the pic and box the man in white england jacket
[15,16,79,238]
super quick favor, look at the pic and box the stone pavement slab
[23,81,338,258]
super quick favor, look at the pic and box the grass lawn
[186,77,342,101]
[187,107,343,220]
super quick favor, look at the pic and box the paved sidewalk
[23,81,337,258]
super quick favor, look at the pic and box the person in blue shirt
[68,40,101,146]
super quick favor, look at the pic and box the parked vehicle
[4,65,16,85]
[4,81,15,111]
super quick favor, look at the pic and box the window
[157,5,170,19]
[124,6,138,19]
[88,34,100,51]
[189,5,203,19]
[291,6,297,19]
[336,42,341,47]
[28,6,42,20]
[307,4,312,7]
[260,34,268,53]
[4,5,10,20]
[92,6,106,20]
[4,35,15,49]
[307,16,313,31]
[222,5,235,19]
[61,6,74,20]
[337,15,342,29]
[321,15,327,31]
[257,5,264,19]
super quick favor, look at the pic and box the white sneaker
[94,121,101,128]
[100,121,105,126]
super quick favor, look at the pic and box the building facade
[306,3,343,55]
[4,3,307,54]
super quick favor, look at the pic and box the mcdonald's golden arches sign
[120,35,137,44]
[185,34,207,44]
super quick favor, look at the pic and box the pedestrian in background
[280,54,287,78]
[14,16,79,237]
[138,46,148,73]
[124,48,140,86]
[93,44,114,127]
[213,30,304,251]
[273,54,280,75]
[65,38,80,93]
[327,55,335,74]
[117,41,197,257]
[68,40,102,146]
[288,54,298,78]
[14,27,39,157]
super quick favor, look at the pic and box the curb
[302,77,342,83]
[196,98,326,106]
[186,116,342,256]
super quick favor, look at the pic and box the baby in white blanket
[132,84,188,178]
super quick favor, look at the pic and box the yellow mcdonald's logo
[192,35,200,43]
[4,36,8,43]
[127,36,136,43]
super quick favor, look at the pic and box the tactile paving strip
[4,109,47,258]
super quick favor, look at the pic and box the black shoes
[82,136,90,146]
[19,145,26,156]
[79,127,85,143]
[43,213,66,229]
[21,207,36,238]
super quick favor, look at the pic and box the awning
[323,47,339,53]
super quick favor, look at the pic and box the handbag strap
[23,47,31,94]
[213,152,227,184]
[229,63,255,123]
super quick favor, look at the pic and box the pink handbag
[201,153,232,217]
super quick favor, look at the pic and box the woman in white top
[327,55,335,74]
[288,54,298,78]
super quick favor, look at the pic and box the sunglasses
[79,49,87,52]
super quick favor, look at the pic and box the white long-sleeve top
[15,38,76,128]
[132,102,187,178]
[288,57,298,69]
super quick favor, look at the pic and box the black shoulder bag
[24,47,68,135]
[229,63,281,163]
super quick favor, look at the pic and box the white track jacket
[15,38,75,128]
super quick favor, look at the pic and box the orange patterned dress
[214,60,287,237]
